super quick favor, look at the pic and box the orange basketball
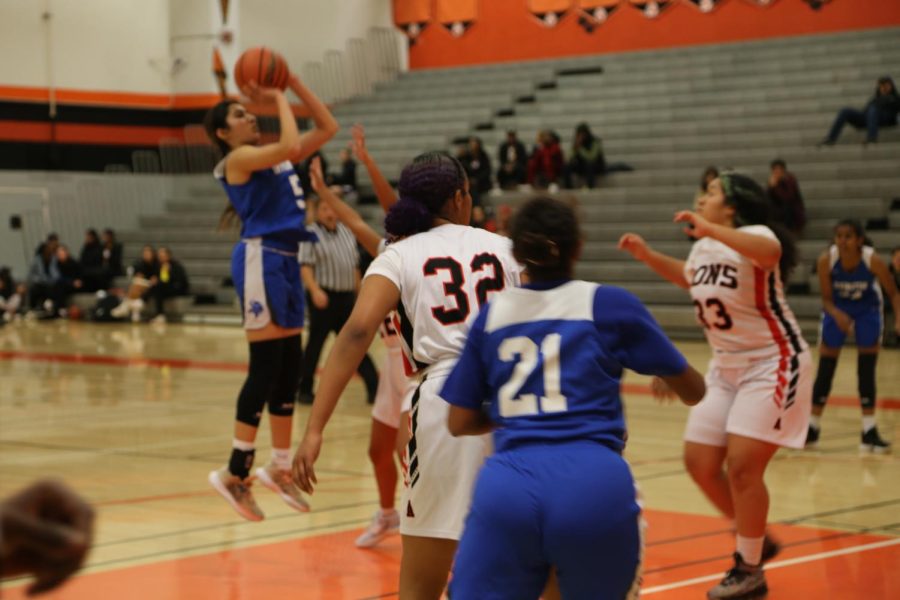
[233,47,290,91]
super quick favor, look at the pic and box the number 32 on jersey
[498,334,568,417]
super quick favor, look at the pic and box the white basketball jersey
[365,224,521,373]
[684,225,807,366]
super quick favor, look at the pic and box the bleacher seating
[118,27,900,336]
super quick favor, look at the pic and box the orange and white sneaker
[255,464,310,513]
[208,467,264,522]
[355,509,400,548]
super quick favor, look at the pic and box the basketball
[233,47,290,91]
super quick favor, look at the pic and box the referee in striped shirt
[297,194,378,405]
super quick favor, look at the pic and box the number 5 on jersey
[498,334,567,417]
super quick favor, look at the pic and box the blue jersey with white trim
[440,280,688,453]
[828,245,882,312]
[214,159,315,247]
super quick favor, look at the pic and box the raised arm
[618,233,689,289]
[309,157,382,257]
[674,211,781,270]
[287,74,339,163]
[351,124,398,212]
[226,86,301,181]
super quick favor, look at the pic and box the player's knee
[683,452,721,485]
[236,338,285,426]
[812,355,838,407]
[857,352,877,409]
[725,456,764,493]
[268,335,302,416]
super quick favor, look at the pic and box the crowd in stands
[0,228,190,324]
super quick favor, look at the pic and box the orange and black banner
[0,86,225,171]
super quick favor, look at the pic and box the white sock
[809,415,821,430]
[736,535,764,567]
[272,447,291,471]
[232,438,255,452]
[862,416,876,433]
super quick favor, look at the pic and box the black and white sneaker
[707,553,767,599]
[860,427,891,454]
[805,426,820,448]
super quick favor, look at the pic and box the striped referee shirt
[299,222,359,292]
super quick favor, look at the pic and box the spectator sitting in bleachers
[496,130,527,190]
[527,129,564,190]
[34,232,59,257]
[820,76,900,146]
[328,147,357,191]
[0,267,25,323]
[564,123,605,189]
[766,159,806,237]
[111,245,159,322]
[148,246,190,323]
[79,229,106,292]
[26,239,62,315]
[101,228,125,284]
[461,136,493,207]
[56,244,84,301]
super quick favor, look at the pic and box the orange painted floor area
[5,509,897,599]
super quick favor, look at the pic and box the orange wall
[407,0,900,69]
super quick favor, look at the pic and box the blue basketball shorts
[820,306,882,349]
[231,239,305,330]
[450,441,642,600]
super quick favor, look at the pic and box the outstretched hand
[309,156,326,193]
[292,432,322,494]
[674,210,714,239]
[351,124,370,162]
[0,479,95,596]
[617,233,650,261]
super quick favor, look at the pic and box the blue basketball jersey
[440,280,688,453]
[828,245,882,312]
[214,158,314,248]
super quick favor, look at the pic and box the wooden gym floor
[1,320,897,599]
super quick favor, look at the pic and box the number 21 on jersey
[498,333,568,417]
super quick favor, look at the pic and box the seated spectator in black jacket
[564,123,633,189]
[27,240,62,314]
[821,76,900,145]
[497,130,527,190]
[80,229,106,292]
[56,245,84,300]
[766,159,806,236]
[149,247,190,322]
[101,228,124,284]
[328,148,357,190]
[565,123,606,189]
[461,136,493,206]
[111,245,159,322]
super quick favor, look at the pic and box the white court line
[642,537,900,594]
